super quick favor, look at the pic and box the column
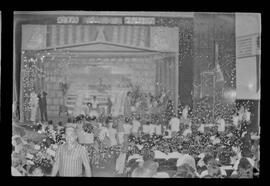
[59,25,65,46]
[175,53,179,116]
[51,25,57,48]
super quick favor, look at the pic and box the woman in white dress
[108,121,117,146]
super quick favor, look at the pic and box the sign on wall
[236,56,260,100]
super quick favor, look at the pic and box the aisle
[91,156,120,177]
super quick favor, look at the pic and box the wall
[235,13,261,100]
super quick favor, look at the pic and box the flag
[215,63,224,83]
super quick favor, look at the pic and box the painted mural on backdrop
[55,59,156,116]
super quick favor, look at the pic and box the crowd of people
[11,96,260,178]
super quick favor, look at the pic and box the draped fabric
[46,25,150,49]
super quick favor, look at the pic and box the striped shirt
[55,143,89,177]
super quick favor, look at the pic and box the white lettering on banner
[124,17,155,25]
[82,17,123,24]
[57,16,79,24]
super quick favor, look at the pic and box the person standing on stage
[38,91,48,122]
[124,91,132,116]
[51,125,91,177]
[107,97,113,116]
[85,102,92,115]
[91,96,98,110]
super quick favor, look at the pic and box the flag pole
[213,42,218,123]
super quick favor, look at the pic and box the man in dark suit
[38,91,48,121]
[107,97,112,116]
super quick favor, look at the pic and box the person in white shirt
[216,115,226,132]
[131,117,141,137]
[243,108,251,123]
[169,115,180,137]
[238,106,245,122]
[182,105,189,119]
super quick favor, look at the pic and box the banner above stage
[21,24,179,53]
